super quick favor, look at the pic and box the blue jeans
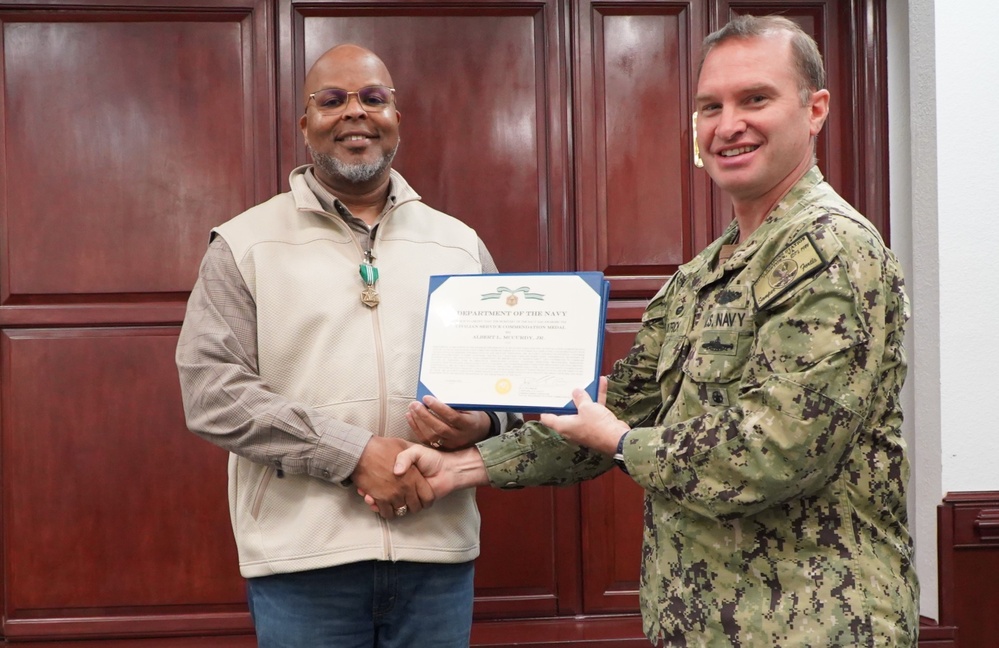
[246,560,475,648]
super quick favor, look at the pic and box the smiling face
[299,45,401,191]
[694,33,829,214]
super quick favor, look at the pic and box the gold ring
[394,505,408,517]
[430,439,442,448]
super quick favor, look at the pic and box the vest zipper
[351,229,395,560]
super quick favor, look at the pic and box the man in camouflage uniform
[393,15,918,647]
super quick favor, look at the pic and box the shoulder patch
[752,233,829,309]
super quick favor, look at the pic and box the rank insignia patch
[753,233,828,309]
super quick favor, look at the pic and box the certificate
[416,272,610,413]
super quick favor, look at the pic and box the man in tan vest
[177,44,508,647]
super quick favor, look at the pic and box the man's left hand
[539,377,629,455]
[407,396,491,451]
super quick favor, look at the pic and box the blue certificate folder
[416,271,610,414]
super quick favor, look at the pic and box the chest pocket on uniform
[656,334,688,382]
[644,298,690,382]
[682,307,754,407]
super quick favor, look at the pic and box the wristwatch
[613,432,630,475]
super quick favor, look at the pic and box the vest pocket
[250,467,276,520]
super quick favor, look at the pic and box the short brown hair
[698,15,826,105]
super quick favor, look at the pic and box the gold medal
[361,285,380,307]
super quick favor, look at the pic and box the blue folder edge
[415,271,610,415]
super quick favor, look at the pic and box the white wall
[889,0,999,619]
[933,1,999,490]
[887,0,938,618]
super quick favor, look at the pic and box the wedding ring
[430,438,442,448]
[394,505,409,517]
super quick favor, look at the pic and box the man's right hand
[395,444,491,493]
[392,444,456,498]
[351,436,434,520]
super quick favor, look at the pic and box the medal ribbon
[359,262,379,286]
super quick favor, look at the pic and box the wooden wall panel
[1,328,250,640]
[0,2,275,305]
[0,0,273,641]
[472,487,569,618]
[0,0,895,645]
[938,491,999,648]
[0,639,257,648]
[577,301,647,613]
[575,1,711,298]
[918,617,959,648]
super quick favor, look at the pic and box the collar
[717,166,825,269]
[287,164,422,231]
[677,166,826,284]
[303,167,396,233]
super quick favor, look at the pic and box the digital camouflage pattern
[477,167,918,647]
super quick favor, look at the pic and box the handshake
[353,377,627,520]
[351,396,493,520]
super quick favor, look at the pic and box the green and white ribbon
[359,263,379,285]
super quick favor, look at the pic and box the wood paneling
[1,328,250,639]
[918,616,959,648]
[2,614,968,648]
[0,1,276,308]
[575,1,711,298]
[472,486,569,618]
[575,0,890,297]
[472,615,646,647]
[0,0,273,641]
[11,639,256,648]
[276,0,578,619]
[939,491,999,648]
[578,301,648,612]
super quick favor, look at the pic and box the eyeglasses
[308,85,395,115]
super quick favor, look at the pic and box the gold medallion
[361,286,380,308]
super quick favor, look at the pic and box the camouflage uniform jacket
[477,167,918,647]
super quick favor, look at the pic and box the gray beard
[307,139,399,184]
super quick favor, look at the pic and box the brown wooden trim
[0,616,963,647]
[943,491,999,505]
[471,614,646,647]
[2,613,253,641]
[937,489,999,647]
[854,0,892,240]
[0,637,256,648]
[0,304,188,327]
[937,499,958,627]
[918,616,959,646]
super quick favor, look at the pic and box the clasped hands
[352,395,489,520]
[357,378,628,520]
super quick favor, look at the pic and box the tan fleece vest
[216,169,484,577]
